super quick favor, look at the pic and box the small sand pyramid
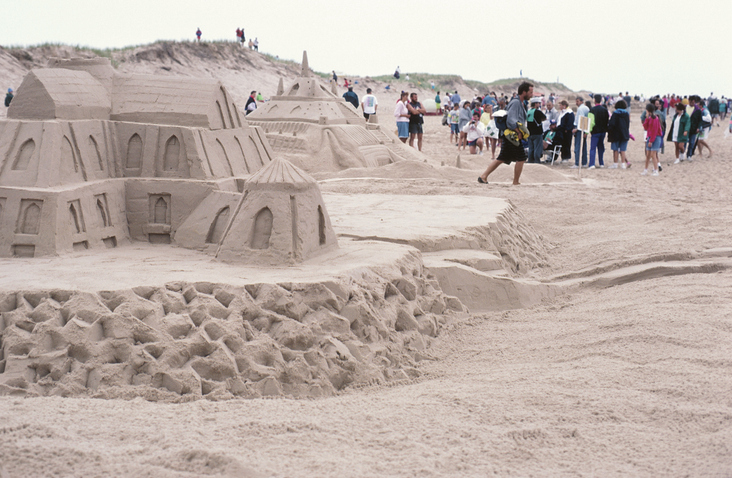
[216,157,338,264]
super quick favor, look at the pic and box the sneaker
[652,170,659,176]
[621,163,627,169]
[626,163,632,169]
[641,169,648,176]
[658,164,662,172]
[609,164,618,169]
[588,166,596,170]
[570,165,579,169]
[674,158,681,164]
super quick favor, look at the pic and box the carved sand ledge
[0,250,466,401]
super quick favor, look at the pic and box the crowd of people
[434,88,731,178]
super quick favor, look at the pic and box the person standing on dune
[196,28,202,42]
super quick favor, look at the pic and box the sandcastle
[0,58,338,263]
[0,58,471,400]
[247,51,423,172]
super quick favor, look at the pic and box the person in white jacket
[393,91,410,143]
[462,112,485,155]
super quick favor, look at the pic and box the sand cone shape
[301,51,310,78]
[331,81,338,95]
[276,77,284,96]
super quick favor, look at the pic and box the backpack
[493,110,508,138]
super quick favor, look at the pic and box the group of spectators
[438,88,727,178]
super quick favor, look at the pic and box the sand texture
[1,44,731,476]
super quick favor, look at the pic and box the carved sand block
[247,51,423,173]
[0,58,290,257]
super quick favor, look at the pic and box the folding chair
[545,145,561,165]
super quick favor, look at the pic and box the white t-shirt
[394,101,409,122]
[462,122,484,142]
[362,94,378,114]
[672,115,681,142]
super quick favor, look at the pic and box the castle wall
[124,179,238,244]
[0,180,127,258]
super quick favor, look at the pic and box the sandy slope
[1,109,731,476]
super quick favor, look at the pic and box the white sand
[1,112,731,476]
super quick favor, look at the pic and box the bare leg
[652,151,659,171]
[621,151,628,166]
[644,149,651,170]
[479,159,503,182]
[409,133,415,148]
[513,161,525,185]
[613,150,619,164]
[417,133,423,152]
[399,137,407,144]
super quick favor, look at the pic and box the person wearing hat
[526,97,547,163]
[543,120,557,150]
[4,88,13,107]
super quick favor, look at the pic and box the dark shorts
[497,137,528,164]
[409,123,423,135]
[468,139,479,146]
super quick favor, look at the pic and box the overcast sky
[2,0,731,97]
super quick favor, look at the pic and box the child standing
[607,99,631,169]
[642,103,663,176]
[449,104,460,145]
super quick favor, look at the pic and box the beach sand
[1,107,731,477]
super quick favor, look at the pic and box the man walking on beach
[407,93,427,151]
[588,94,608,168]
[361,88,378,120]
[478,82,533,185]
[572,96,589,168]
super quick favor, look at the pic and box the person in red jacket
[642,103,663,176]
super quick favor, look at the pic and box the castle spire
[301,51,310,77]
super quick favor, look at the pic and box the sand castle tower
[0,58,275,257]
[214,157,338,265]
[247,51,422,173]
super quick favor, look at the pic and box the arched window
[69,204,81,233]
[13,139,35,170]
[97,199,109,227]
[154,197,167,224]
[126,134,143,169]
[62,136,78,173]
[89,135,104,170]
[21,203,41,235]
[251,207,273,249]
[206,207,230,244]
[163,135,180,170]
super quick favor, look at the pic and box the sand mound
[0,251,465,401]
